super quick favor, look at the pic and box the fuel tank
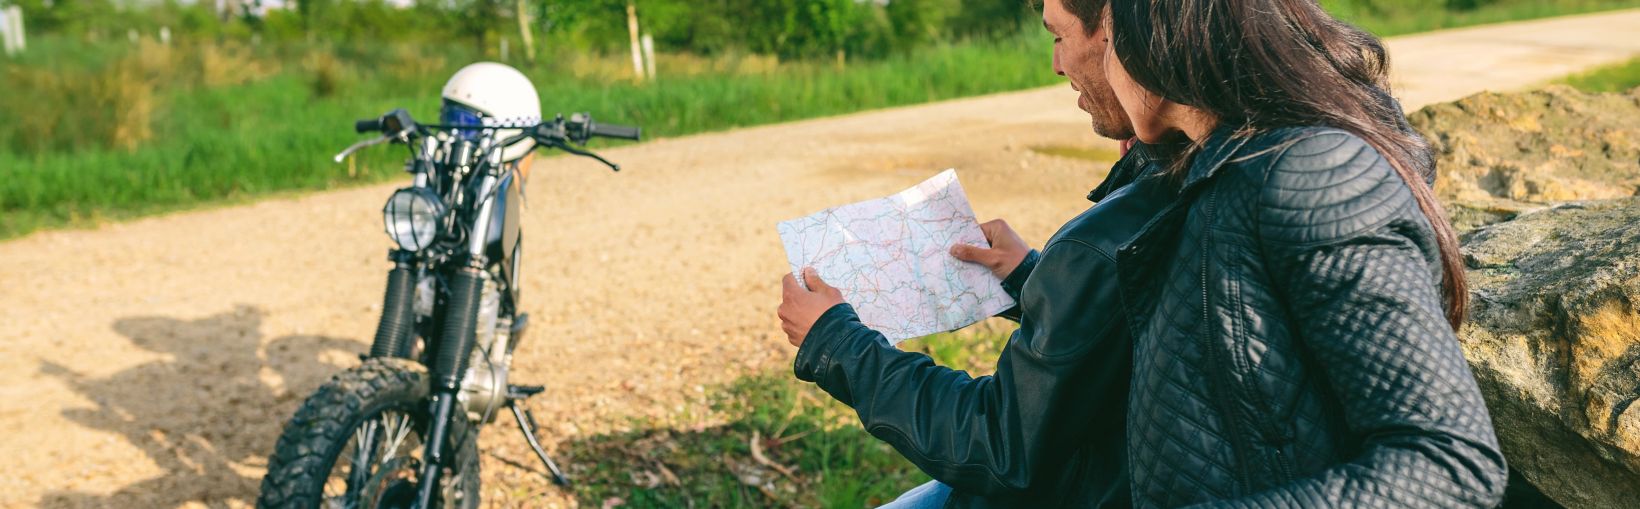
[483,171,522,302]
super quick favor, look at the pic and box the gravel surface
[2,10,1637,508]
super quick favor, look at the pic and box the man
[777,0,1164,507]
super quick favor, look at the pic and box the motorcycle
[257,107,639,508]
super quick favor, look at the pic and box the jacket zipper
[1197,186,1259,495]
[1226,260,1298,485]
[1274,445,1295,483]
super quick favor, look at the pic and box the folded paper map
[777,169,1015,343]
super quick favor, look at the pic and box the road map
[777,169,1015,343]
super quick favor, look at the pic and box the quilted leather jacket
[1112,126,1507,507]
[796,125,1508,508]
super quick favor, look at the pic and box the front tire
[258,358,480,509]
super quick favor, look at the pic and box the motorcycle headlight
[383,188,445,252]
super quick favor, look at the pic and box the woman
[1095,0,1507,506]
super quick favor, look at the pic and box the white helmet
[440,62,543,163]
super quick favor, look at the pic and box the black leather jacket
[1113,126,1506,507]
[795,148,1169,508]
[796,126,1508,508]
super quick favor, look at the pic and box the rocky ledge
[1410,85,1640,232]
[1459,197,1640,508]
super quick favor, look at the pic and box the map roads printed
[778,169,1015,343]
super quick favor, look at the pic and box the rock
[1409,85,1640,231]
[1459,198,1640,508]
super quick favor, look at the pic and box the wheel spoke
[319,408,426,508]
[346,418,380,499]
[381,412,414,463]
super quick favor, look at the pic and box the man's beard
[1081,90,1135,141]
[1089,102,1135,141]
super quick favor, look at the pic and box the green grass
[1321,0,1640,36]
[560,325,1012,508]
[0,36,1057,240]
[1029,144,1122,163]
[561,373,929,508]
[5,0,1638,241]
[1559,56,1640,92]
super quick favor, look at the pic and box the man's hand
[950,219,1031,280]
[779,267,845,348]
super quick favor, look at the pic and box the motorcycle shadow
[37,304,364,509]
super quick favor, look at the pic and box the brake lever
[549,140,621,172]
[332,136,392,163]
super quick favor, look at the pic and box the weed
[557,325,1013,508]
[1560,56,1640,93]
[305,50,347,98]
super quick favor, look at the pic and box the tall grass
[0,35,1056,239]
[1319,0,1640,36]
[4,0,1637,239]
[1559,56,1640,92]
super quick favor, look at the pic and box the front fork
[416,172,499,508]
[407,171,564,507]
[414,265,485,506]
[368,250,418,360]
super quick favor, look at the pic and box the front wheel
[258,358,480,509]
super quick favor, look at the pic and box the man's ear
[1098,4,1114,40]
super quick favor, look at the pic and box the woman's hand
[950,219,1032,280]
[779,268,845,347]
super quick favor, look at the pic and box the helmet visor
[439,100,485,141]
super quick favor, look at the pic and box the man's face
[1044,0,1134,141]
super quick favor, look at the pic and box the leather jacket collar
[1181,124,1253,192]
[1114,125,1251,257]
[1087,142,1158,203]
[1087,125,1252,205]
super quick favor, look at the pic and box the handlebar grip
[588,123,641,141]
[355,118,382,133]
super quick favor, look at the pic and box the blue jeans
[878,480,951,509]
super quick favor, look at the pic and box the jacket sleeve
[793,240,1128,496]
[995,249,1040,322]
[1189,132,1507,508]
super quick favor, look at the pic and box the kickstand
[509,398,571,486]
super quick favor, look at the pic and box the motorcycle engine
[458,274,512,423]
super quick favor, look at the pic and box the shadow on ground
[37,305,363,508]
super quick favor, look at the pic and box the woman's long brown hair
[1105,0,1468,329]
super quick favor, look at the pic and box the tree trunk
[516,0,536,63]
[627,2,645,82]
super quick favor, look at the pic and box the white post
[626,2,644,82]
[515,0,536,62]
[0,7,11,55]
[2,6,23,55]
[641,34,656,81]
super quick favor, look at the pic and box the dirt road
[3,9,1637,508]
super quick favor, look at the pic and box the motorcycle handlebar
[587,123,641,141]
[343,110,637,172]
[355,118,382,134]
